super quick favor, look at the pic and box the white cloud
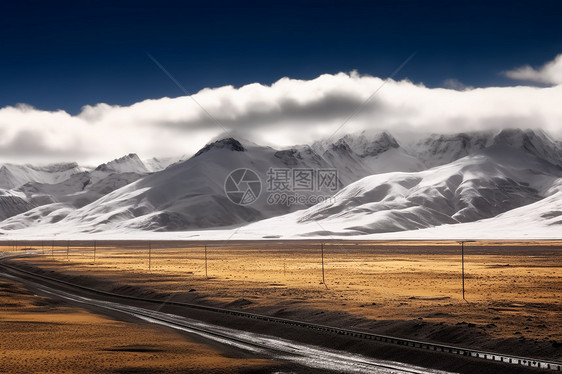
[1,63,562,165]
[503,54,562,85]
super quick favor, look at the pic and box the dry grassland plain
[1,240,561,362]
[0,276,280,373]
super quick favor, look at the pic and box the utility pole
[51,241,54,258]
[205,245,208,278]
[461,241,465,300]
[458,240,475,302]
[93,240,96,264]
[67,241,69,261]
[148,241,152,272]
[321,243,327,289]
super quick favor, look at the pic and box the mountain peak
[193,138,246,157]
[346,130,400,157]
[313,130,400,158]
[330,138,353,153]
[95,153,148,173]
[412,131,494,167]
[494,128,546,146]
[493,128,562,167]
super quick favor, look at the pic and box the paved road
[0,261,449,373]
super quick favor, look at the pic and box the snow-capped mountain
[240,144,562,237]
[0,128,561,238]
[0,190,36,221]
[0,162,86,222]
[0,162,86,190]
[313,130,400,157]
[492,128,562,168]
[409,131,494,168]
[0,154,154,226]
[143,156,182,172]
[408,128,562,169]
[44,133,445,233]
[313,131,424,181]
[39,138,338,232]
[94,153,149,174]
[383,181,562,240]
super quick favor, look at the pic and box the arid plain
[1,240,561,372]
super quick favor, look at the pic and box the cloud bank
[1,55,562,165]
[504,53,562,85]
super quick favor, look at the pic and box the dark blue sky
[1,0,561,114]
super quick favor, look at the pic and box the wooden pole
[67,241,69,261]
[205,245,208,278]
[462,241,465,301]
[321,243,327,289]
[458,240,474,303]
[52,241,54,258]
[149,241,152,272]
[93,240,96,264]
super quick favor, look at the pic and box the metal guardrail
[0,259,560,371]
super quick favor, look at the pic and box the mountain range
[1,128,561,239]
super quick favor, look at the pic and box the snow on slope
[492,128,562,168]
[44,139,337,232]
[408,128,562,169]
[314,131,424,179]
[233,180,562,240]
[143,156,184,172]
[0,203,75,231]
[0,173,148,232]
[0,153,153,222]
[0,189,36,221]
[409,131,494,168]
[15,171,144,206]
[0,162,86,190]
[0,154,153,227]
[379,186,562,240]
[1,129,561,239]
[239,145,562,237]
[15,153,152,205]
[94,153,149,174]
[0,134,425,232]
[53,134,437,233]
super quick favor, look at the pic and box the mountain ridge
[1,128,561,238]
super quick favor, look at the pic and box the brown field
[0,276,280,373]
[1,240,561,361]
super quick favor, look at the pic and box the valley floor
[1,240,560,364]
